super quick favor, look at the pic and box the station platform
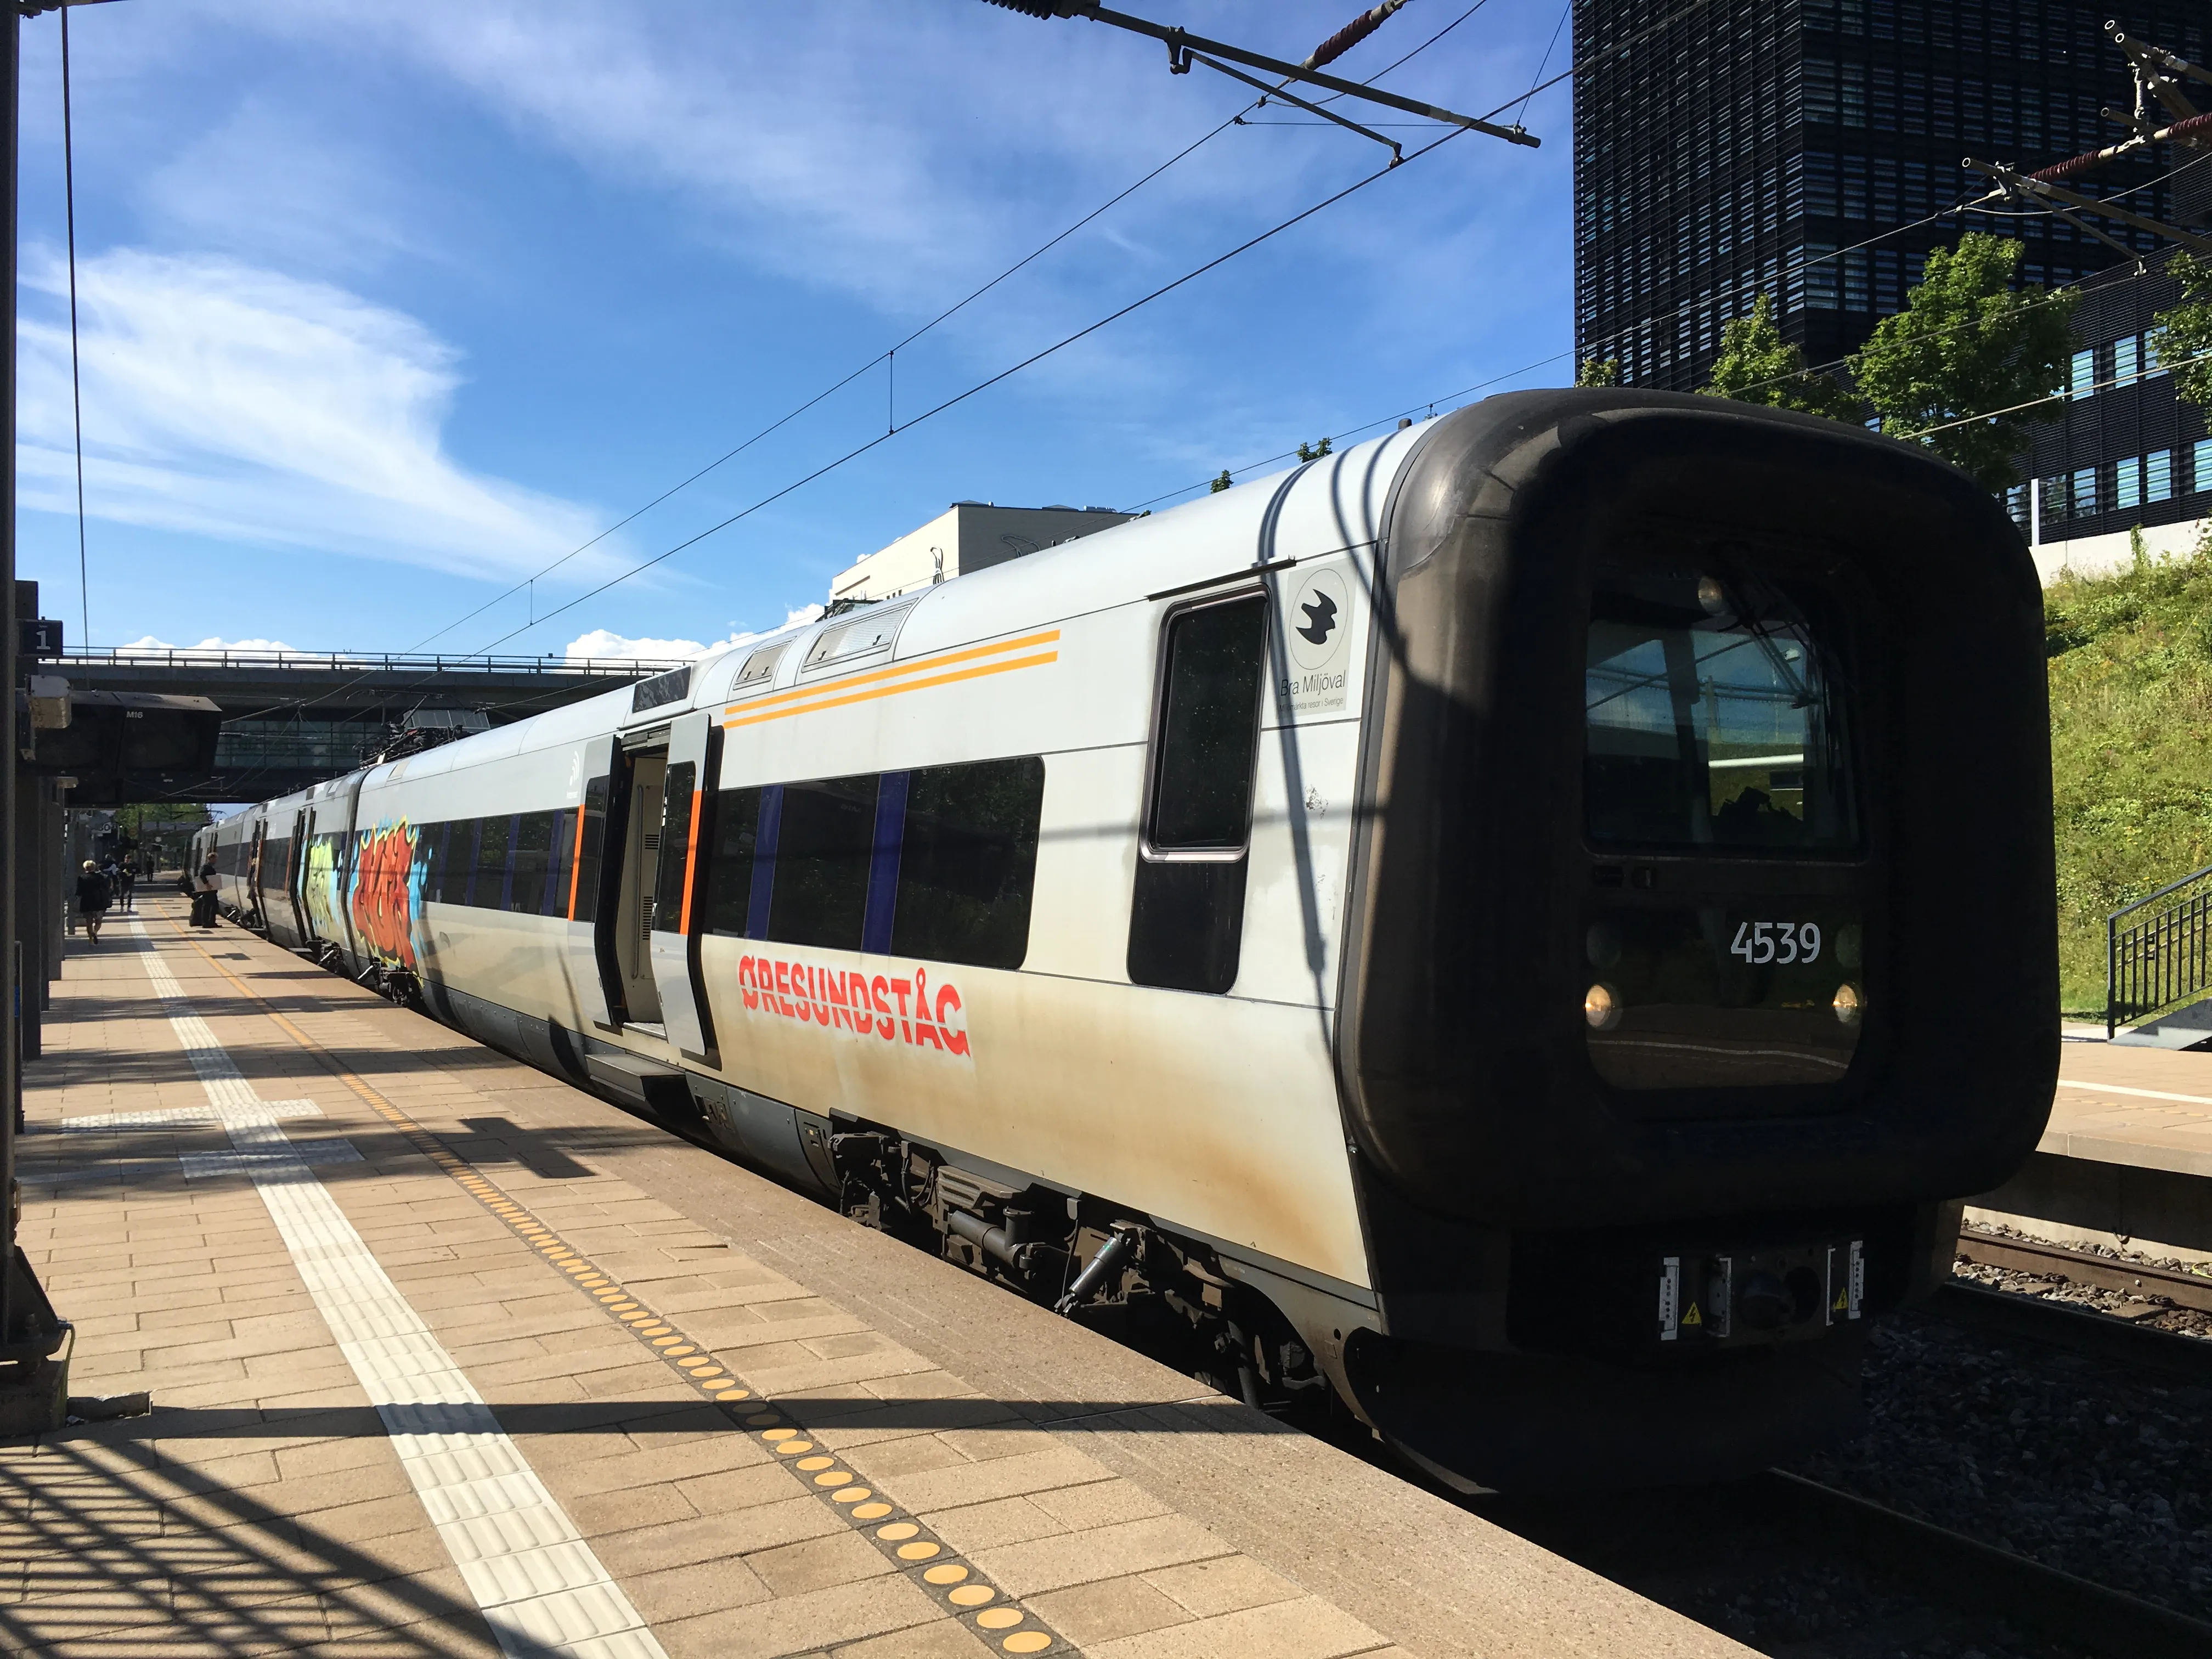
[4,898,1746,1659]
[1971,1037,2212,1262]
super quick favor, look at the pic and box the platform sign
[19,618,61,659]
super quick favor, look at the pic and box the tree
[1576,356,1621,387]
[1699,294,1864,422]
[1852,233,2076,492]
[1295,437,1333,462]
[2152,251,2212,411]
[1207,470,1232,494]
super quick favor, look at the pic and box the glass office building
[1572,0,2211,563]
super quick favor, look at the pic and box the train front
[1334,388,2056,1491]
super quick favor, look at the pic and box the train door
[645,711,720,1063]
[284,810,309,942]
[245,820,267,928]
[564,735,624,1031]
[1127,589,1269,994]
[615,748,667,1029]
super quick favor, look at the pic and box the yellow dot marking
[715,1389,751,1401]
[595,1290,624,1299]
[746,1413,782,1426]
[876,1522,919,1542]
[924,1564,969,1585]
[852,1502,893,1520]
[659,1344,694,1356]
[774,1441,814,1455]
[795,1455,834,1471]
[975,1608,1022,1630]
[650,1336,682,1348]
[578,1276,607,1286]
[760,1427,797,1441]
[949,1585,995,1607]
[897,1541,940,1561]
[610,1304,639,1313]
[832,1487,871,1504]
[620,1313,653,1324]
[678,1358,713,1370]
[1001,1634,1051,1654]
[813,1471,851,1487]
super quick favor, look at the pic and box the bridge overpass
[42,647,683,804]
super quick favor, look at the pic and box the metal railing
[45,647,687,676]
[2107,861,2212,1037]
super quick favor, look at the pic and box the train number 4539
[1730,921,1822,965]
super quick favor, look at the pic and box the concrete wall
[2031,516,2205,586]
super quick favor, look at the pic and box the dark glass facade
[1572,0,2209,395]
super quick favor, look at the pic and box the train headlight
[1584,983,1623,1030]
[1696,574,1729,614]
[1833,983,1863,1025]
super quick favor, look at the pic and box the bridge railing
[2108,862,2212,1037]
[46,648,688,676]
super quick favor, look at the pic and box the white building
[828,502,1131,605]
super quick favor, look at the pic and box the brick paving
[4,898,1748,1659]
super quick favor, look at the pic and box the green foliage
[2045,531,2212,1013]
[1576,356,1622,387]
[2152,251,2212,410]
[1698,294,1865,421]
[1207,470,1232,494]
[1852,233,2076,492]
[1295,437,1334,462]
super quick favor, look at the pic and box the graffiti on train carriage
[302,836,346,943]
[352,821,423,968]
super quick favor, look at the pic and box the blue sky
[14,1,1578,659]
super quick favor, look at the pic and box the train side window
[512,811,556,915]
[767,775,878,950]
[1129,593,1267,994]
[653,762,698,930]
[478,815,515,910]
[704,787,763,937]
[891,758,1045,970]
[574,778,609,923]
[539,809,574,916]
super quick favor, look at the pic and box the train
[194,388,2058,1491]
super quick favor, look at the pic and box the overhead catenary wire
[469,123,1477,658]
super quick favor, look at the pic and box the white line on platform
[2056,1077,2212,1109]
[91,921,667,1659]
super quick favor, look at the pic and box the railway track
[1764,1470,2212,1659]
[1937,1243,2212,1381]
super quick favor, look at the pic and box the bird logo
[1296,590,1339,646]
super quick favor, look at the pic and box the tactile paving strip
[165,913,1076,1658]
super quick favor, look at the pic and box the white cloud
[564,603,823,664]
[15,248,611,579]
[115,634,303,656]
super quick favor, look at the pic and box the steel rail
[1929,1278,2212,1381]
[1955,1232,2212,1313]
[1763,1470,2212,1659]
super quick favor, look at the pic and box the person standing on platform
[191,857,220,929]
[76,860,112,944]
[115,859,136,913]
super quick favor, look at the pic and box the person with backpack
[76,861,112,944]
[190,857,220,929]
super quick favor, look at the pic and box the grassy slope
[2045,535,2212,1015]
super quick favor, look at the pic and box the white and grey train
[198,390,2058,1489]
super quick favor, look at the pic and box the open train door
[646,710,720,1065]
[284,810,310,941]
[567,733,625,1032]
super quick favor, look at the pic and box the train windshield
[1584,562,1857,852]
